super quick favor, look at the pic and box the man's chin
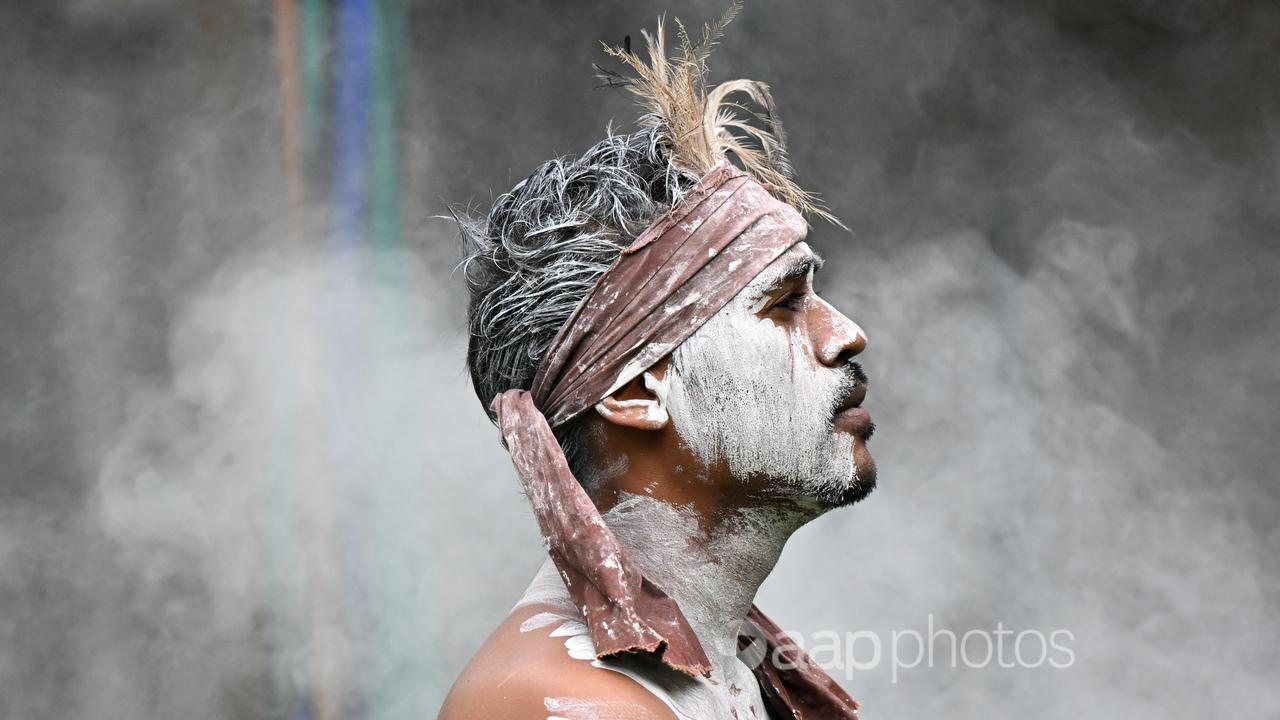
[744,442,876,508]
[824,453,877,508]
[832,467,876,507]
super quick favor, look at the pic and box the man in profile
[440,10,875,719]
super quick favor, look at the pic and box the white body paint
[514,492,817,720]
[545,695,647,720]
[516,555,767,719]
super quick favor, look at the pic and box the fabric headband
[489,161,861,715]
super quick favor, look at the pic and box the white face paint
[664,245,864,505]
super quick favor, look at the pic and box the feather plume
[597,2,842,226]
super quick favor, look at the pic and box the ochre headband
[490,163,861,716]
[534,161,805,427]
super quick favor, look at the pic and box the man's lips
[833,384,873,437]
[834,406,873,436]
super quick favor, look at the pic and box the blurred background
[2,1,1278,718]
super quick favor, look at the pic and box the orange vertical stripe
[275,0,305,247]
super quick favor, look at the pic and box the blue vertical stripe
[332,0,374,246]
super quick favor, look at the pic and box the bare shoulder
[438,604,677,720]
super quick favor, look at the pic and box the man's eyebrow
[774,254,824,286]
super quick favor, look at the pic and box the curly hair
[454,126,696,486]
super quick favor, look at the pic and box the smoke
[77,242,533,719]
[764,223,1280,716]
[1,1,1277,719]
[751,3,1280,716]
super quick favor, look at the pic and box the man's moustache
[845,361,868,388]
[826,361,868,420]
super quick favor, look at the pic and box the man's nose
[813,297,867,367]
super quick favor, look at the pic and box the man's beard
[664,307,875,508]
[827,361,877,507]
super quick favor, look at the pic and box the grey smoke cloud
[94,244,493,718]
[1,1,1277,719]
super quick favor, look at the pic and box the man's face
[664,242,876,508]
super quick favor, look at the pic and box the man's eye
[774,291,805,311]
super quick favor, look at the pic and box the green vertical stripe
[369,0,406,254]
[365,2,434,718]
[299,0,328,161]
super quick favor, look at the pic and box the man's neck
[600,491,813,667]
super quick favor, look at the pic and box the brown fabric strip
[741,606,862,719]
[490,161,861,715]
[491,389,713,675]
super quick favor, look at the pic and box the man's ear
[594,360,670,431]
